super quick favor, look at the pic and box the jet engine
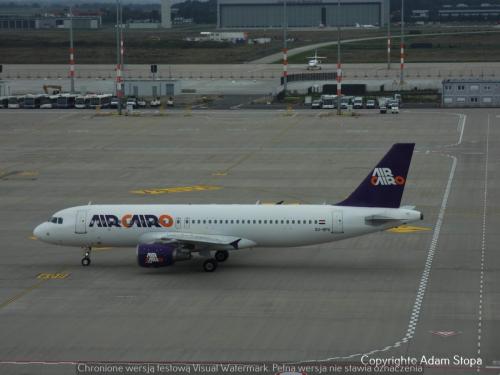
[137,243,191,268]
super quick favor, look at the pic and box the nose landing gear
[81,247,92,266]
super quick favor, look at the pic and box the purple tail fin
[337,143,415,208]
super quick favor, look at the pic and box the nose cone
[33,223,49,242]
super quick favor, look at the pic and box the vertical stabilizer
[336,143,415,208]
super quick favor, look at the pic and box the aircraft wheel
[215,250,229,262]
[81,257,91,266]
[203,259,218,272]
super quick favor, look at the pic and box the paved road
[0,109,498,374]
[2,62,499,81]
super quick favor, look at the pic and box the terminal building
[124,79,177,98]
[217,0,388,28]
[0,15,101,29]
[442,79,500,108]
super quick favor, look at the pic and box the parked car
[380,105,387,114]
[126,97,137,108]
[137,98,147,108]
[110,97,119,108]
[353,96,363,109]
[150,97,161,107]
[311,100,322,109]
[366,99,376,109]
[391,105,400,114]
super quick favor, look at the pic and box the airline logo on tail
[370,168,405,186]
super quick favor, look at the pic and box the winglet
[230,239,241,250]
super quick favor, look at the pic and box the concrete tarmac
[0,108,498,374]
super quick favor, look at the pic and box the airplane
[33,143,423,272]
[355,22,377,29]
[306,50,326,70]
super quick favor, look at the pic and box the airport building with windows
[217,0,388,28]
[442,79,500,108]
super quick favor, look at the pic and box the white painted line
[290,151,459,365]
[476,114,490,367]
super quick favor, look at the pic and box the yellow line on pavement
[0,268,70,310]
[387,225,432,233]
[131,185,222,195]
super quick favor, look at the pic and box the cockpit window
[49,217,63,224]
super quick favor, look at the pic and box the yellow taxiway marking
[387,225,432,233]
[17,171,38,177]
[0,269,69,310]
[212,172,228,176]
[37,273,70,280]
[131,185,222,195]
[29,236,38,240]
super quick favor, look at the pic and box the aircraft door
[75,210,87,234]
[184,217,190,229]
[331,211,343,233]
[175,217,182,229]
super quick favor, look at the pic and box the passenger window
[258,220,262,224]
[297,220,301,224]
[231,220,234,224]
[286,220,289,224]
[236,220,239,224]
[253,220,256,224]
[292,220,295,224]
[264,220,267,224]
[225,220,229,224]
[309,220,312,224]
[314,220,318,224]
[203,220,206,224]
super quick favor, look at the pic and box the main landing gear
[81,247,92,266]
[202,250,230,272]
[214,250,229,263]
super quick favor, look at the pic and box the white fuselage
[34,204,422,250]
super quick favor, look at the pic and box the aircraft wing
[139,231,256,250]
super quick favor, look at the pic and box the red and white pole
[387,35,391,69]
[69,47,75,80]
[336,62,342,97]
[283,47,288,90]
[400,41,404,84]
[116,64,122,98]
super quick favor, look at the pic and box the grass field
[1,26,499,64]
[0,27,382,64]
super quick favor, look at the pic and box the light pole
[282,0,288,96]
[387,0,391,70]
[120,4,124,80]
[400,0,405,86]
[69,6,75,93]
[115,0,122,115]
[336,0,341,115]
